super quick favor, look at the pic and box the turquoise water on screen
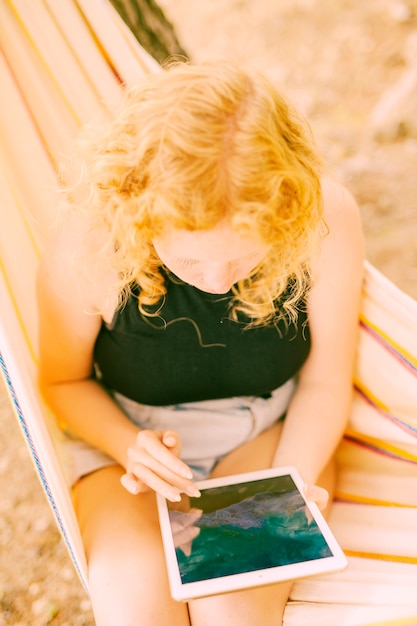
[168,475,333,584]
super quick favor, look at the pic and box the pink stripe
[344,434,417,464]
[354,386,417,438]
[360,320,417,376]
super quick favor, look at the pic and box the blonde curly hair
[65,60,324,326]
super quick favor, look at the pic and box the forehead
[153,222,267,262]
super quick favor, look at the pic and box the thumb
[304,484,329,512]
[162,430,181,454]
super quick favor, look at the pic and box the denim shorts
[63,378,296,486]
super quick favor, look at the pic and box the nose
[200,263,234,294]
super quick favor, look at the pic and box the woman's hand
[303,484,329,512]
[170,508,203,556]
[120,429,201,502]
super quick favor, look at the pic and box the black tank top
[93,274,310,406]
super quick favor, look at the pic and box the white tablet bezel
[156,466,347,602]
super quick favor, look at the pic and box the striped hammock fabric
[0,1,416,623]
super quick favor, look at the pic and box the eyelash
[176,253,262,267]
[176,258,198,267]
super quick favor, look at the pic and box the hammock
[0,1,416,624]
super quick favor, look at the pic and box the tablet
[156,466,347,602]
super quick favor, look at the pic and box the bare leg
[189,422,335,626]
[73,424,335,626]
[73,465,190,626]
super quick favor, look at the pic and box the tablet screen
[157,467,347,601]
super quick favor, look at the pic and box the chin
[196,284,232,295]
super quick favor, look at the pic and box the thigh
[73,465,190,626]
[186,423,288,625]
[188,424,336,626]
[189,581,292,626]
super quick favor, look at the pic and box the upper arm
[300,178,365,385]
[36,227,105,386]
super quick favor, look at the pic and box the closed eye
[246,251,262,260]
[176,251,264,267]
[175,258,199,267]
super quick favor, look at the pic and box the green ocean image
[168,475,333,584]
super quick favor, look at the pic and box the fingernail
[179,467,193,479]
[167,490,182,502]
[186,486,201,498]
[164,436,176,446]
[120,474,139,495]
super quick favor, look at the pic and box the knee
[87,546,189,626]
[73,470,189,625]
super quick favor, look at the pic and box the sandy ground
[1,1,416,624]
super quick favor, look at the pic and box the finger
[120,473,142,495]
[128,442,200,499]
[121,468,181,501]
[182,508,204,527]
[130,463,187,502]
[304,484,329,512]
[136,430,193,480]
[174,526,201,556]
[162,430,181,452]
[127,430,201,499]
[127,443,194,491]
[130,454,201,500]
[174,525,201,549]
[170,508,203,531]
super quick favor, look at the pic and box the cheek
[169,264,200,283]
[234,259,261,280]
[153,245,194,279]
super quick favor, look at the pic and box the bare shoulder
[321,176,362,227]
[301,178,365,382]
[318,176,364,264]
[309,177,365,297]
[37,215,119,383]
[37,214,118,323]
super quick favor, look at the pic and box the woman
[37,61,364,625]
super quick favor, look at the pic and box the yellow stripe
[352,381,417,435]
[360,312,417,369]
[335,491,417,508]
[0,259,37,365]
[344,549,417,564]
[0,158,42,259]
[353,379,391,413]
[345,429,417,462]
[75,7,124,84]
[42,0,116,105]
[362,618,417,626]
[7,0,82,127]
